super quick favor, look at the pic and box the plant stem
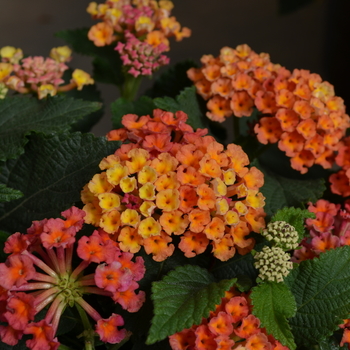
[120,74,142,101]
[76,303,95,350]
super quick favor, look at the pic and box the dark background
[1,0,348,136]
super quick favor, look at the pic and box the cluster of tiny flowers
[329,136,350,197]
[115,31,169,77]
[254,246,293,283]
[292,199,350,262]
[261,221,299,251]
[291,199,350,348]
[0,206,145,348]
[169,288,290,350]
[188,44,350,174]
[87,0,191,47]
[82,109,266,262]
[0,45,94,99]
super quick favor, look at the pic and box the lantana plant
[2,1,350,350]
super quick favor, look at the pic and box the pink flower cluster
[292,199,350,261]
[115,31,169,77]
[0,206,145,349]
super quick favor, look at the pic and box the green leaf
[252,159,325,217]
[56,28,124,86]
[0,132,119,233]
[0,230,10,261]
[146,60,198,98]
[64,69,104,133]
[154,86,205,129]
[211,252,258,283]
[271,207,315,240]
[111,96,156,129]
[0,95,101,161]
[251,282,297,349]
[147,265,236,344]
[285,246,350,347]
[0,184,23,203]
[319,336,348,350]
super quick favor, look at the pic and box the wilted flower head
[83,109,266,262]
[188,44,350,175]
[0,207,145,348]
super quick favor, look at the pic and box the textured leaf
[285,246,350,347]
[64,70,104,133]
[252,160,325,217]
[0,95,101,161]
[0,132,119,233]
[211,252,258,283]
[56,28,124,86]
[271,207,315,240]
[319,337,348,350]
[111,96,156,129]
[251,282,297,349]
[154,86,205,129]
[147,265,236,344]
[0,184,23,203]
[146,60,198,98]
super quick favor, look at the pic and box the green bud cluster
[254,246,293,283]
[261,221,299,251]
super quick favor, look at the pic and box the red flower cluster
[188,44,350,174]
[83,109,266,262]
[169,288,289,350]
[0,207,145,348]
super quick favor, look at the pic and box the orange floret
[178,185,198,213]
[178,231,209,258]
[88,22,116,46]
[118,227,143,253]
[290,150,315,174]
[203,217,226,241]
[206,95,232,122]
[329,170,350,197]
[254,117,283,145]
[197,184,216,210]
[188,209,211,233]
[211,234,236,261]
[159,210,189,235]
[230,91,254,117]
[275,108,299,132]
[143,231,175,261]
[278,131,305,157]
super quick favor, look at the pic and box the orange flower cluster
[169,288,289,350]
[87,0,190,48]
[82,109,266,262]
[188,44,350,174]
